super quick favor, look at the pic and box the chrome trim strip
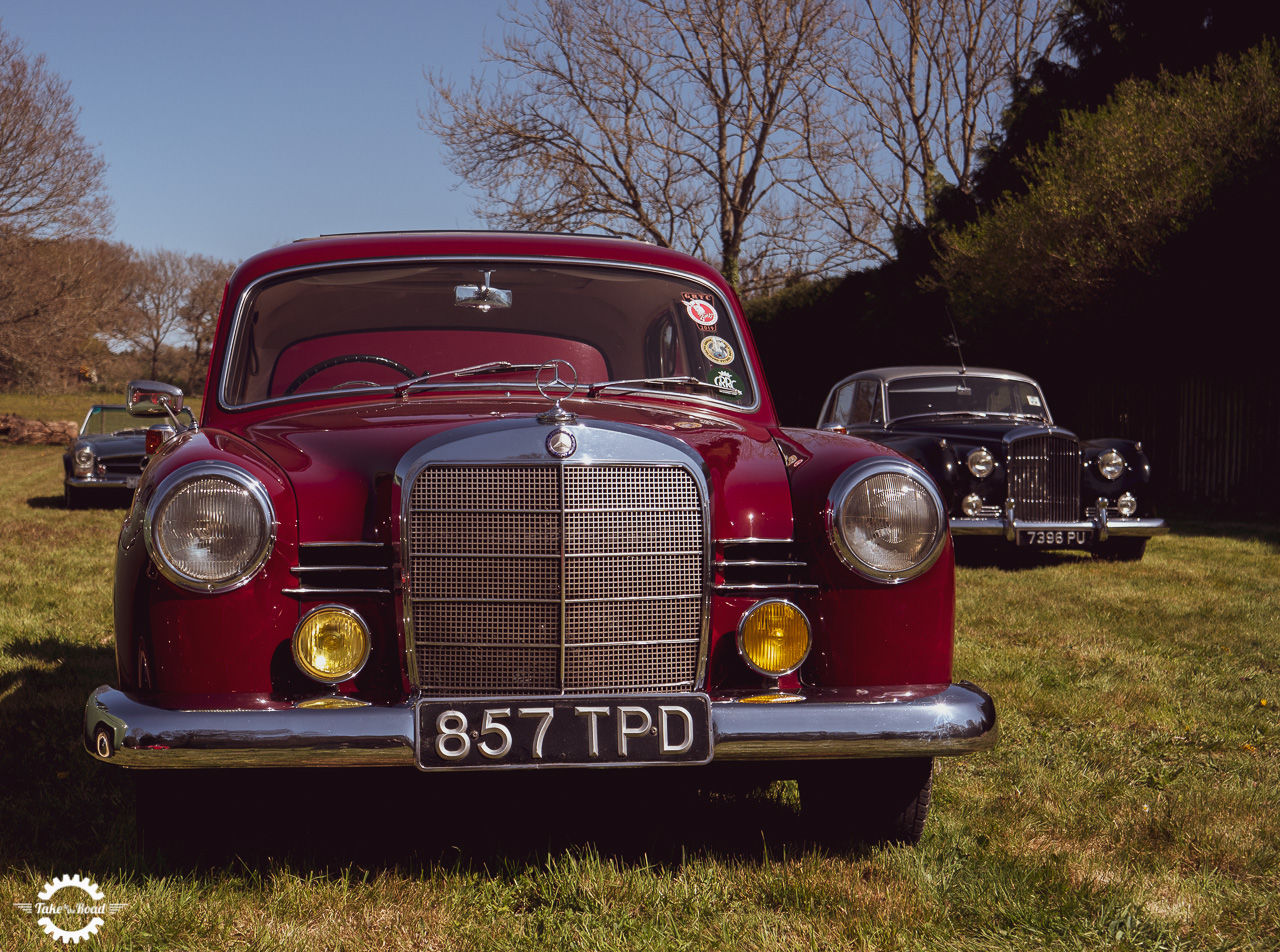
[714,583,820,592]
[84,681,996,767]
[283,587,391,596]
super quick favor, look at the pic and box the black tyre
[799,757,934,847]
[1092,538,1147,562]
[64,484,82,509]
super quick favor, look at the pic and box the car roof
[228,231,730,293]
[833,366,1042,387]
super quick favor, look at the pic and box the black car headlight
[827,458,947,583]
[1097,449,1126,480]
[72,445,94,477]
[144,463,276,592]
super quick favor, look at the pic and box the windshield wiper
[394,361,543,397]
[586,375,738,398]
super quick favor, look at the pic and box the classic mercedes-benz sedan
[818,366,1167,560]
[84,233,996,847]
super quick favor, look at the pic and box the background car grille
[1007,434,1081,522]
[409,463,704,696]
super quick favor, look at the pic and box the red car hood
[235,394,794,543]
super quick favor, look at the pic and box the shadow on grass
[0,637,133,873]
[27,489,133,510]
[128,765,839,876]
[954,539,1091,571]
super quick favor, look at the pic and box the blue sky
[3,1,509,264]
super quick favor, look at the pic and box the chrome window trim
[217,254,762,415]
[395,418,713,693]
[143,461,277,594]
[825,457,948,584]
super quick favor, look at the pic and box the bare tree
[113,249,192,381]
[0,23,110,243]
[178,254,234,393]
[795,0,1059,246]
[424,0,877,293]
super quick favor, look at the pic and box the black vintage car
[817,367,1167,560]
[63,404,194,508]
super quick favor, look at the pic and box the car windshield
[886,375,1048,421]
[80,406,193,435]
[221,262,755,409]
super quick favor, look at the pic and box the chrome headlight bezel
[966,447,995,478]
[72,444,95,476]
[143,462,276,593]
[1097,449,1126,480]
[826,457,948,584]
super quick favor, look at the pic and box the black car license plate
[415,695,712,770]
[1017,528,1093,547]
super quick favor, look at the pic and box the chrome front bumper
[950,499,1167,542]
[84,682,997,768]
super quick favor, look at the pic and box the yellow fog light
[292,605,371,684]
[737,599,811,677]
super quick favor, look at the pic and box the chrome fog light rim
[737,599,812,677]
[1116,492,1138,516]
[292,604,372,684]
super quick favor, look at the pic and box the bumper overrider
[84,682,997,768]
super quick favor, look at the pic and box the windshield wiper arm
[586,375,735,398]
[394,361,542,397]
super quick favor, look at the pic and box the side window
[832,383,856,426]
[851,380,876,424]
[870,383,884,424]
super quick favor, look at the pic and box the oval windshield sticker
[685,299,717,326]
[700,336,734,365]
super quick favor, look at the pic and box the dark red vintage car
[84,232,996,846]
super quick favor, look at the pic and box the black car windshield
[886,375,1049,421]
[80,405,193,435]
[221,263,755,409]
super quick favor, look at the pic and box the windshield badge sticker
[700,336,734,365]
[709,369,743,395]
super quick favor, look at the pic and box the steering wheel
[284,354,416,395]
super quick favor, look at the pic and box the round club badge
[685,299,718,326]
[700,336,734,365]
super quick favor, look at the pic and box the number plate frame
[415,694,713,770]
[1016,528,1093,547]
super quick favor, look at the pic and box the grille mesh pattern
[1007,434,1081,522]
[411,463,703,696]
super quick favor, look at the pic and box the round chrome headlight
[145,463,275,592]
[827,459,947,583]
[72,445,94,476]
[1117,492,1138,516]
[961,493,984,517]
[966,447,995,478]
[1098,449,1126,480]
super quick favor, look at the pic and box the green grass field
[0,439,1275,950]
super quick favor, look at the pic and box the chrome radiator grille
[1007,434,1081,522]
[409,463,704,696]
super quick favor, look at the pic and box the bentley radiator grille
[409,464,704,696]
[1007,434,1081,522]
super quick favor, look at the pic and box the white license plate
[1017,529,1092,547]
[415,695,712,770]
